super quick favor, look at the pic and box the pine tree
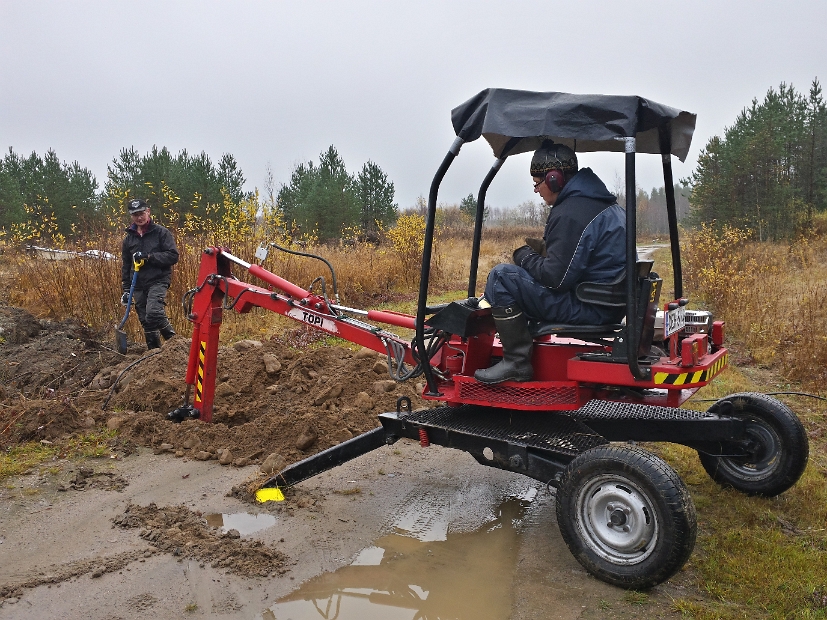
[457,193,475,218]
[355,161,397,234]
[277,146,395,242]
[103,147,246,227]
[0,148,99,237]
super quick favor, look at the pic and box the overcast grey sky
[2,1,826,210]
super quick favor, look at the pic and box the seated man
[475,140,626,384]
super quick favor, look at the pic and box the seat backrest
[575,261,654,307]
[636,267,662,358]
[572,261,661,358]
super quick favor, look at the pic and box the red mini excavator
[169,89,809,589]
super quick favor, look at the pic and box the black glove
[512,245,535,267]
[133,251,148,263]
[121,292,130,306]
[525,237,547,257]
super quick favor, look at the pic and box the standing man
[474,140,626,384]
[121,199,179,350]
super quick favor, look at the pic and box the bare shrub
[684,223,827,386]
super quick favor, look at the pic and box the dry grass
[637,361,827,618]
[657,430,827,618]
[655,226,827,619]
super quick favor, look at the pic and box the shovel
[115,257,144,354]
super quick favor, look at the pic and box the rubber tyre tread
[555,444,697,589]
[698,392,808,497]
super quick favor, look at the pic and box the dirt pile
[0,305,43,346]
[0,307,116,446]
[112,503,289,577]
[0,303,427,469]
[0,398,90,446]
[0,310,106,399]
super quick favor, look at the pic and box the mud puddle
[258,489,537,620]
[204,512,278,535]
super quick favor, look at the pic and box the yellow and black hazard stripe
[195,340,206,403]
[653,353,729,386]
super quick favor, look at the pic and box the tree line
[276,146,397,241]
[105,146,247,219]
[456,186,689,235]
[0,144,398,243]
[614,185,692,236]
[3,130,723,244]
[0,148,99,237]
[688,78,827,240]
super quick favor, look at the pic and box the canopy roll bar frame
[416,122,683,390]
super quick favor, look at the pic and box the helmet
[127,199,149,214]
[530,140,578,177]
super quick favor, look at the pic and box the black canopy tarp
[451,89,696,162]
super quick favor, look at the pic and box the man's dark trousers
[133,282,170,333]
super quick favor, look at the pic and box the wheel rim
[575,474,658,565]
[720,416,782,480]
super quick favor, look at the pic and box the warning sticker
[653,353,729,385]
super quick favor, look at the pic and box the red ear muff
[545,169,565,193]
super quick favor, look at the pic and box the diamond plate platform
[261,399,746,492]
[573,400,715,421]
[391,405,607,457]
[568,399,743,442]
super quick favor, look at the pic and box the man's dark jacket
[121,221,179,291]
[513,166,625,296]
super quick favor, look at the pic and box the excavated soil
[0,303,427,464]
[111,503,289,577]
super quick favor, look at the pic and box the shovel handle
[118,269,141,330]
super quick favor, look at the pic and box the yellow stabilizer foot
[255,487,285,503]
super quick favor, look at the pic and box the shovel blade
[116,329,128,354]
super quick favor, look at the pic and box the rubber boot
[474,305,534,384]
[159,321,176,340]
[145,330,162,350]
